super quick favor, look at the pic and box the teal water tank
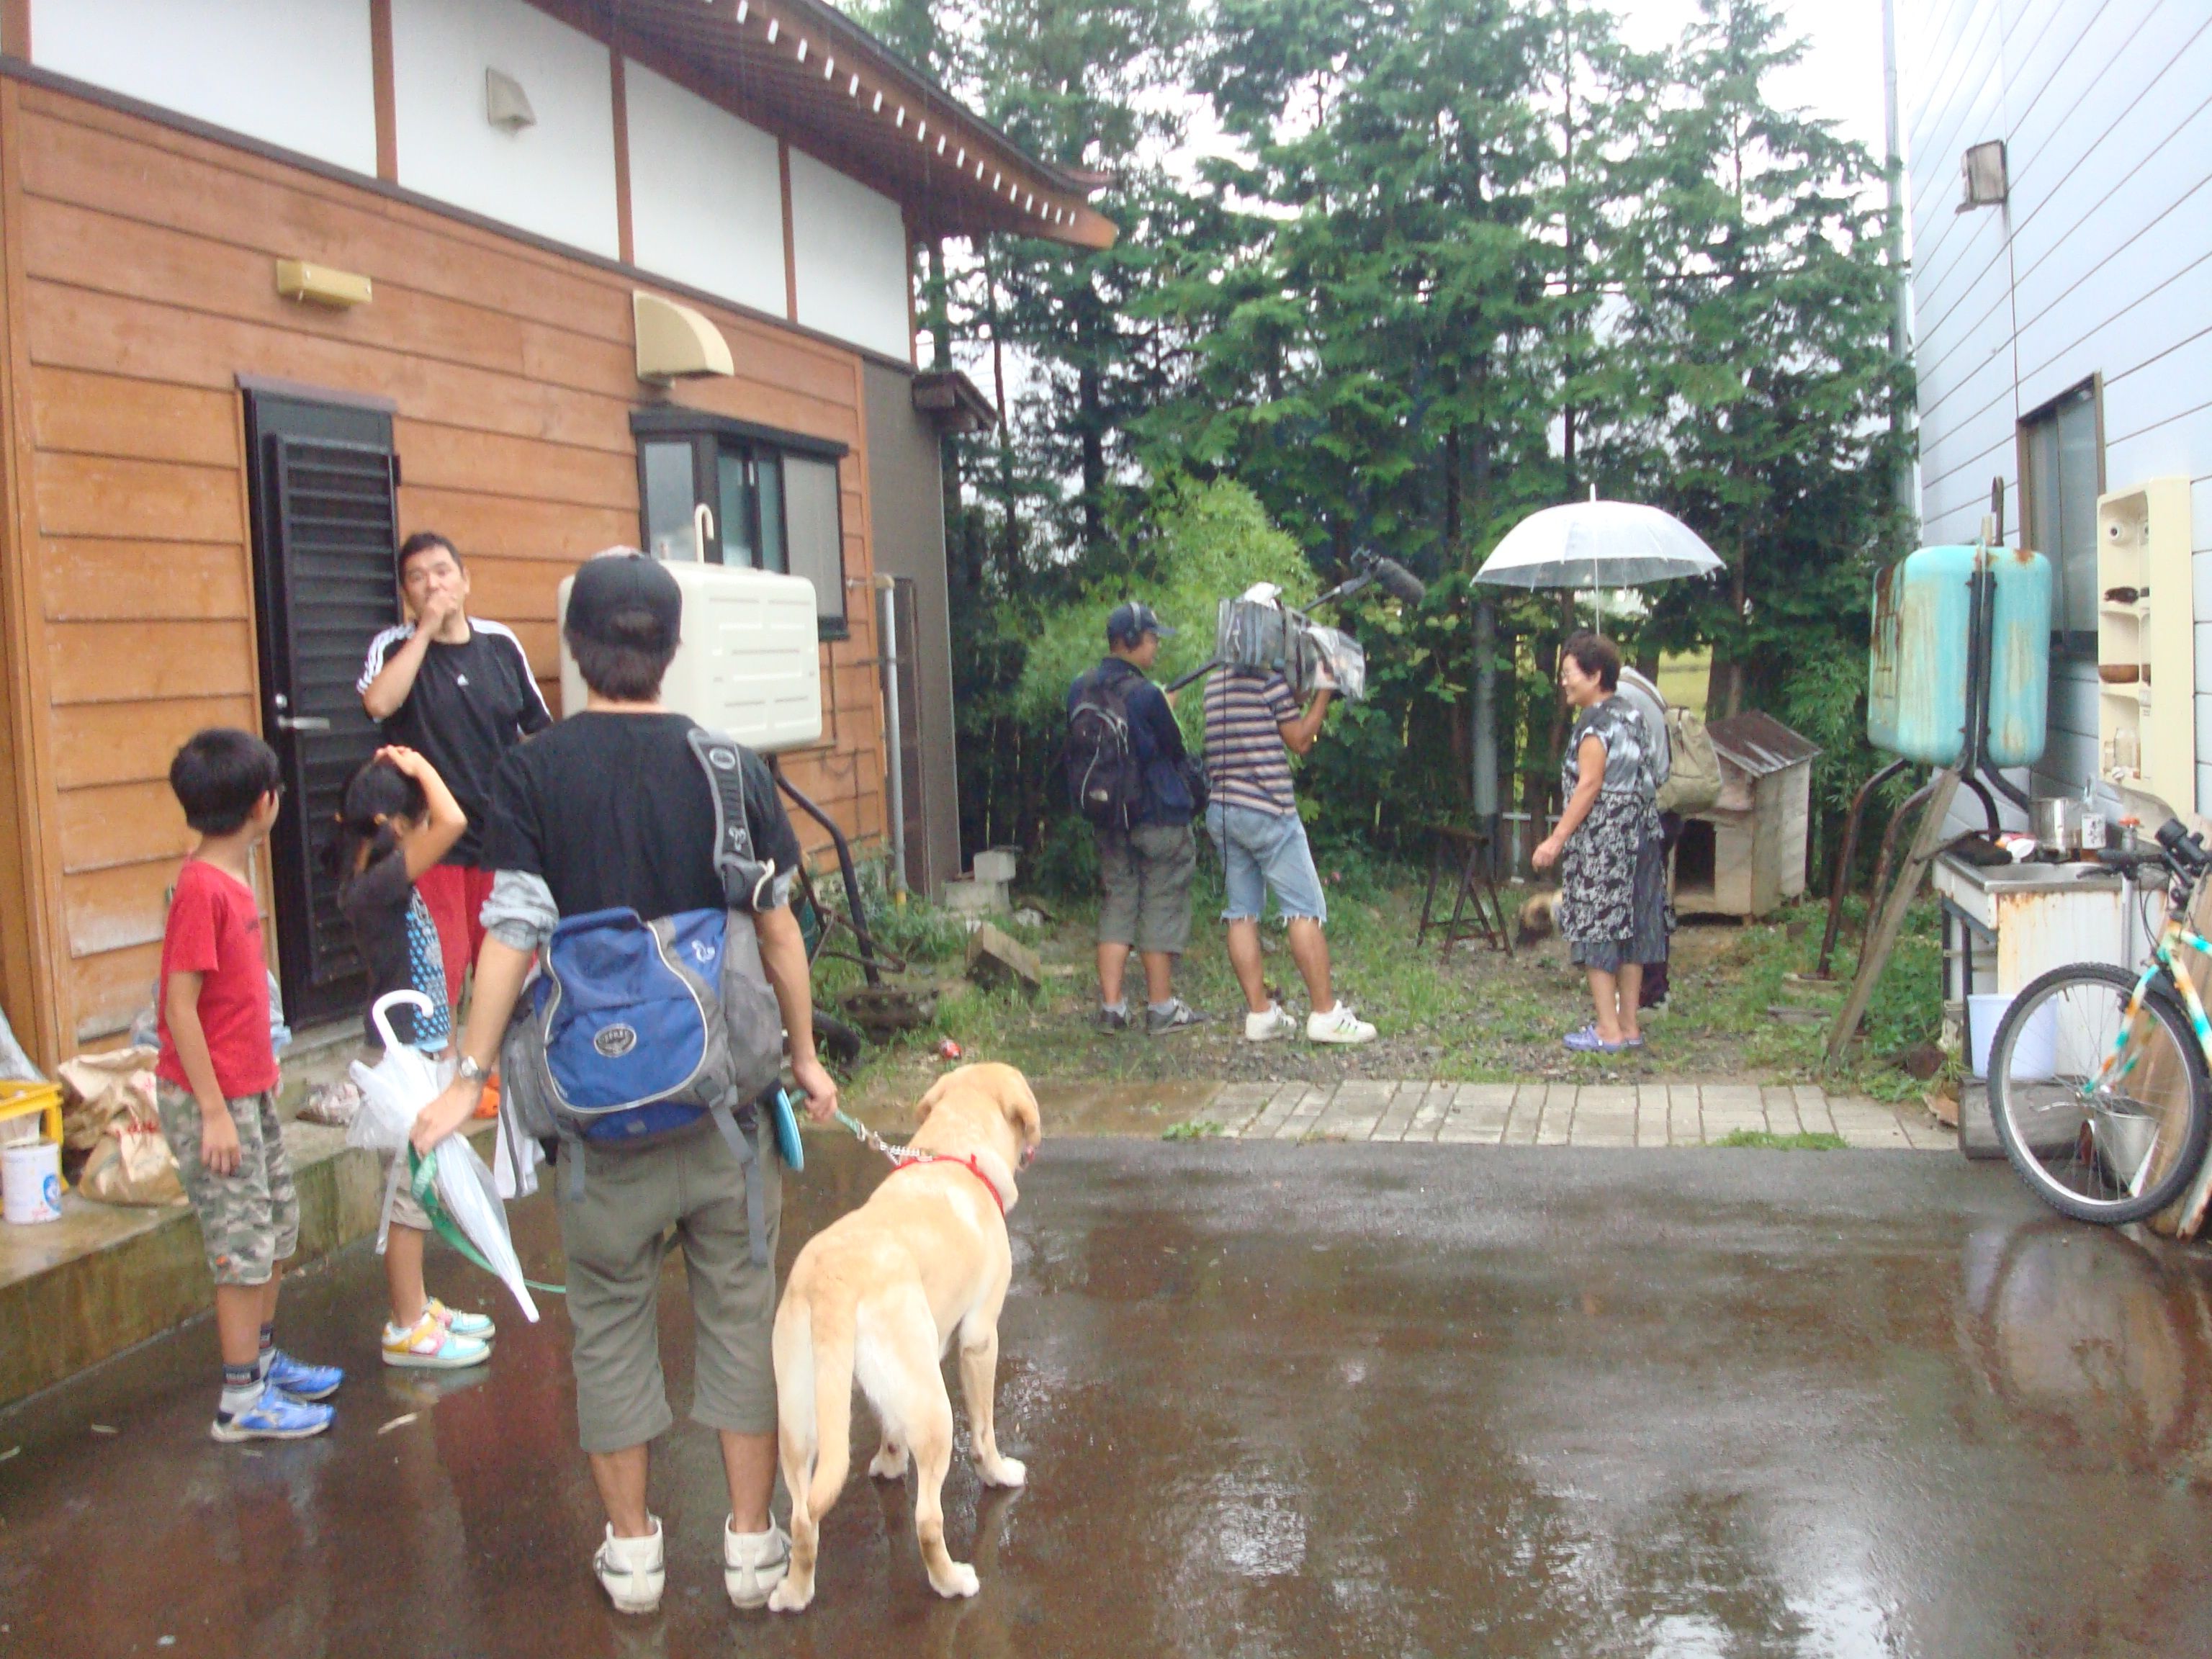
[1868,546,2051,766]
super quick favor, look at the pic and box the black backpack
[1066,668,1144,830]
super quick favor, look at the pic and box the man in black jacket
[1066,603,1205,1035]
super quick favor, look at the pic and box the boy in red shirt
[157,729,344,1442]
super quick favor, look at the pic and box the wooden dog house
[1671,712,1820,919]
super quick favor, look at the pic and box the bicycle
[1985,819,2212,1225]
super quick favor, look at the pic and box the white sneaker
[1306,1003,1377,1045]
[594,1518,665,1614]
[724,1516,791,1609]
[1244,1002,1291,1043]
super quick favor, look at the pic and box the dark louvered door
[244,391,400,1025]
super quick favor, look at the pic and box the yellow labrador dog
[768,1062,1042,1611]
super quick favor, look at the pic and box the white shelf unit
[2096,477,2195,815]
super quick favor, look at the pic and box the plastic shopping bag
[344,992,451,1155]
[410,1136,541,1324]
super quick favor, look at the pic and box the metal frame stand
[1416,824,1512,959]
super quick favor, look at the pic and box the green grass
[816,853,1946,1109]
[1161,1119,1225,1141]
[1711,1129,1850,1151]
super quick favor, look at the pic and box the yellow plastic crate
[0,1079,64,1148]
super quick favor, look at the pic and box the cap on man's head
[566,548,682,652]
[1106,601,1176,645]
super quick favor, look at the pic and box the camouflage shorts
[156,1080,299,1287]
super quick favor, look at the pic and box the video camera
[1165,550,1426,703]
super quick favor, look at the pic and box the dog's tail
[778,1291,858,1534]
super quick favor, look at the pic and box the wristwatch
[457,1055,488,1087]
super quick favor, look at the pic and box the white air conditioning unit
[557,562,822,753]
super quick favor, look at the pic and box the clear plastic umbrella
[1472,498,1724,627]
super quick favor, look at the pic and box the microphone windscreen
[1374,558,1427,604]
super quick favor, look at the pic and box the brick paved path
[1188,1081,1955,1149]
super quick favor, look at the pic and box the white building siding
[1905,0,2212,810]
[623,60,789,320]
[787,148,912,363]
[390,0,621,261]
[30,0,378,177]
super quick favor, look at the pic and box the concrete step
[1,1118,390,1409]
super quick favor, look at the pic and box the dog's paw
[868,1443,909,1480]
[980,1455,1025,1489]
[930,1562,981,1599]
[767,1578,813,1614]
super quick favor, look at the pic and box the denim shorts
[1206,802,1328,925]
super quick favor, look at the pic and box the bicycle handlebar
[2154,817,2212,876]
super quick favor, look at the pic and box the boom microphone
[1367,555,1426,606]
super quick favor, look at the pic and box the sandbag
[58,1046,159,1153]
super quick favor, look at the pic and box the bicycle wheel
[1987,962,2212,1225]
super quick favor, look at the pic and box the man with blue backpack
[1065,601,1206,1035]
[408,551,836,1618]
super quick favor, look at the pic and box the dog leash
[832,1108,1004,1217]
[834,1107,927,1165]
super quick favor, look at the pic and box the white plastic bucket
[2,1139,63,1224]
[1970,991,2055,1080]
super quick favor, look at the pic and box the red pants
[415,863,496,1017]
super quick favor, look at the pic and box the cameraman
[1068,603,1206,1035]
[1202,586,1375,1046]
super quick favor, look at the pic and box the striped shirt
[1202,669,1300,814]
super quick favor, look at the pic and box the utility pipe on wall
[877,577,909,896]
[1881,0,1920,536]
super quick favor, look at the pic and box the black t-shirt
[357,620,553,865]
[338,847,451,1053]
[480,711,804,920]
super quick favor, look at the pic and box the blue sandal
[1563,1024,1629,1055]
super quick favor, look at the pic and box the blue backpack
[500,729,793,1264]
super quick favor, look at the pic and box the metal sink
[1965,861,2113,887]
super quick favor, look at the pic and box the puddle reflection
[1959,1218,2212,1471]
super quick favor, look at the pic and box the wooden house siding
[0,78,889,1062]
[1904,0,2212,810]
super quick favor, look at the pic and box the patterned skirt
[1558,791,1668,971]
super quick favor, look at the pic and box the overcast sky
[1613,0,1890,158]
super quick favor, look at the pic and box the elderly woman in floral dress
[1532,632,1668,1054]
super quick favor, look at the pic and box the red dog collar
[889,1151,1005,1216]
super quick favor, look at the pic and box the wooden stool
[1416,824,1512,959]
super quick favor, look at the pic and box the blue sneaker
[210,1385,334,1443]
[264,1350,345,1401]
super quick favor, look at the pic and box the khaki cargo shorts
[557,1122,782,1454]
[156,1080,299,1287]
[1095,821,1197,956]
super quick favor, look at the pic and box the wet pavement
[5,1138,2212,1658]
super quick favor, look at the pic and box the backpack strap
[687,728,776,913]
[710,1101,770,1268]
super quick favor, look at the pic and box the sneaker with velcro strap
[210,1385,334,1443]
[383,1310,492,1371]
[263,1350,344,1401]
[424,1297,496,1341]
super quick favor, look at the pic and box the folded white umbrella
[1472,500,1724,610]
